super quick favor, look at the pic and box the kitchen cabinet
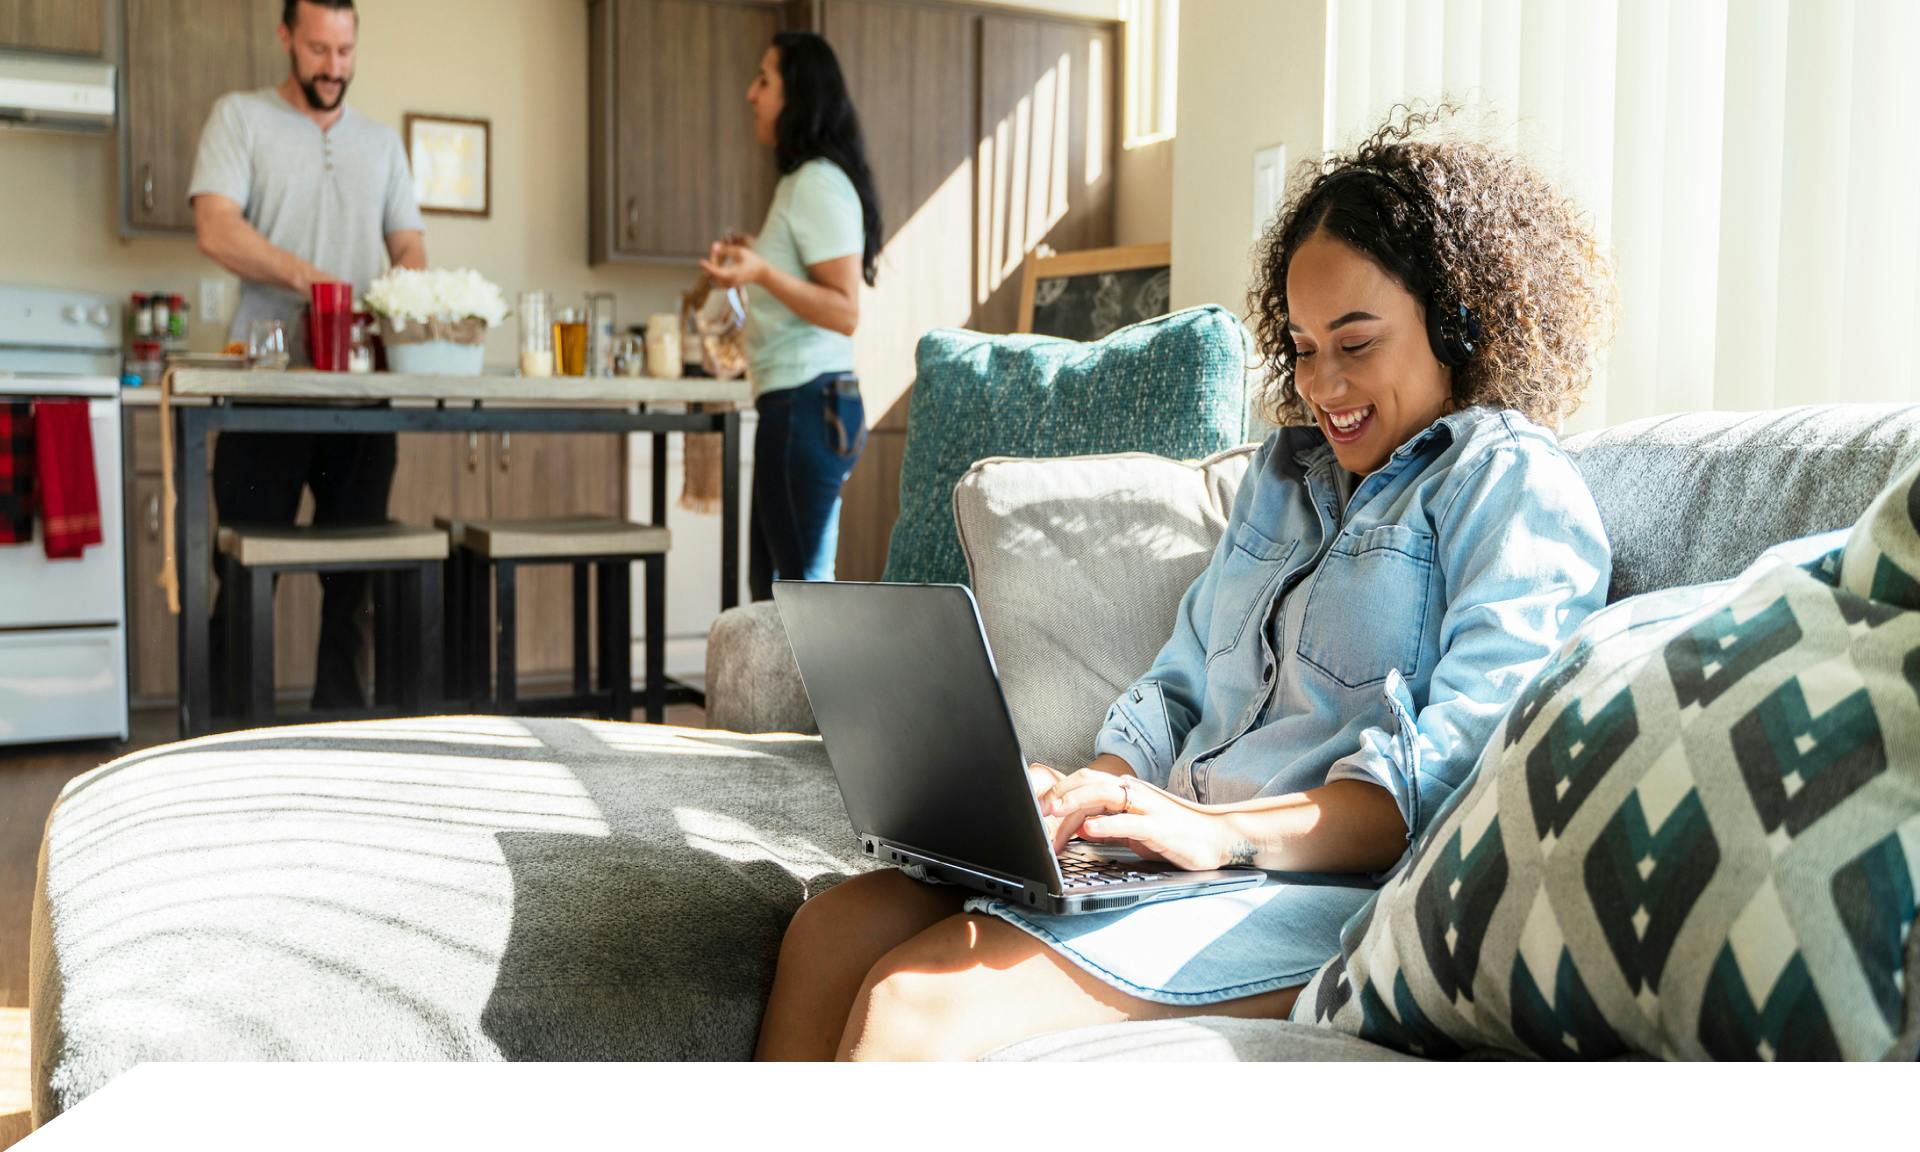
[0,0,105,56]
[121,0,282,233]
[589,0,784,263]
[122,408,625,705]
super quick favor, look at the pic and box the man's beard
[292,55,350,111]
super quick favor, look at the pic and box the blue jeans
[749,371,866,601]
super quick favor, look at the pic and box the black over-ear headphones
[1306,165,1481,368]
[1425,299,1482,368]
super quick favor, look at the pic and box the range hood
[0,51,114,133]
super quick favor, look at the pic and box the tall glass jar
[518,290,553,378]
[587,291,617,377]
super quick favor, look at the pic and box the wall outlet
[1253,144,1286,240]
[198,278,229,325]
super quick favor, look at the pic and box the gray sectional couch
[29,404,1920,1121]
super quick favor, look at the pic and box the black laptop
[772,580,1264,915]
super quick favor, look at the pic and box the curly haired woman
[755,107,1618,1060]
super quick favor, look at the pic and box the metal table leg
[176,406,214,738]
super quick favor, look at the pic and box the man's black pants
[210,430,397,713]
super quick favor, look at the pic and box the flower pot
[378,315,488,375]
[385,339,485,376]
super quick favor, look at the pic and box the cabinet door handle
[466,431,480,472]
[498,431,512,473]
[141,164,155,212]
[146,492,160,538]
[625,197,639,239]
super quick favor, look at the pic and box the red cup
[309,281,353,371]
[310,280,351,314]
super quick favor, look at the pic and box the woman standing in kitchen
[701,30,883,601]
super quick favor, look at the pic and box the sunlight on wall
[977,58,1082,306]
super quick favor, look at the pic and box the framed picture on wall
[404,113,491,218]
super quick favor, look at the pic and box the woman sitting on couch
[756,107,1618,1060]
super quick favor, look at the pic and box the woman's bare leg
[838,913,1301,1061]
[754,870,967,1061]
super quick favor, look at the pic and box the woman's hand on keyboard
[1034,764,1236,872]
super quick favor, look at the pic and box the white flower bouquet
[365,267,507,374]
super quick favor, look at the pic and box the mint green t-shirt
[745,158,865,395]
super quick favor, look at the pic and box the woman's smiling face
[1285,229,1453,475]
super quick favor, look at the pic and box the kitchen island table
[158,369,749,737]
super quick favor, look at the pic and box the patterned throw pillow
[1292,456,1920,1061]
[882,306,1250,586]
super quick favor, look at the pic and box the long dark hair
[771,31,882,287]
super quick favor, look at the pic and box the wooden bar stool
[441,516,670,722]
[217,523,448,726]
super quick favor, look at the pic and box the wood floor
[0,699,704,1147]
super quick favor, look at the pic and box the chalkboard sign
[1017,243,1173,341]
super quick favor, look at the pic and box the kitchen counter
[159,370,751,406]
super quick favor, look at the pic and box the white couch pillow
[953,446,1256,770]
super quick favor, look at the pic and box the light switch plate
[1253,144,1286,240]
[198,278,228,325]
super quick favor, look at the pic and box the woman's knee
[780,870,954,964]
[843,915,1009,1061]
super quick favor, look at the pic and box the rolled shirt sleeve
[383,129,425,237]
[1325,442,1611,855]
[188,94,252,208]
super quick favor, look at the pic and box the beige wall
[1169,0,1325,316]
[1114,135,1171,246]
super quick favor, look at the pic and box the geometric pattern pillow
[883,305,1250,586]
[1291,460,1920,1060]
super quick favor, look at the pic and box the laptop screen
[773,581,1062,886]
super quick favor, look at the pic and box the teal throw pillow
[883,305,1250,585]
[1293,454,1920,1061]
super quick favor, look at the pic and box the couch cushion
[954,446,1255,770]
[1292,461,1920,1060]
[30,717,867,1122]
[1563,404,1920,602]
[884,305,1250,586]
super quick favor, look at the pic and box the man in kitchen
[188,0,426,713]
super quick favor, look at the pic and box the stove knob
[64,305,87,325]
[89,305,111,327]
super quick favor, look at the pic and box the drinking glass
[518,290,553,377]
[247,319,289,370]
[587,292,617,377]
[552,306,588,377]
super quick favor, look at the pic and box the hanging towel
[32,399,102,559]
[0,401,32,544]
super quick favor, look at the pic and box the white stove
[0,283,129,745]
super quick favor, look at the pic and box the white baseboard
[637,634,709,682]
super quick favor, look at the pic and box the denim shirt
[1094,406,1611,855]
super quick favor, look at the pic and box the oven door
[0,392,124,629]
[0,627,129,744]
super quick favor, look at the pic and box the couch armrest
[704,601,817,734]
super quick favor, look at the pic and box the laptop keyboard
[1058,850,1157,887]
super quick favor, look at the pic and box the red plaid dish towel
[31,399,102,558]
[0,401,32,544]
